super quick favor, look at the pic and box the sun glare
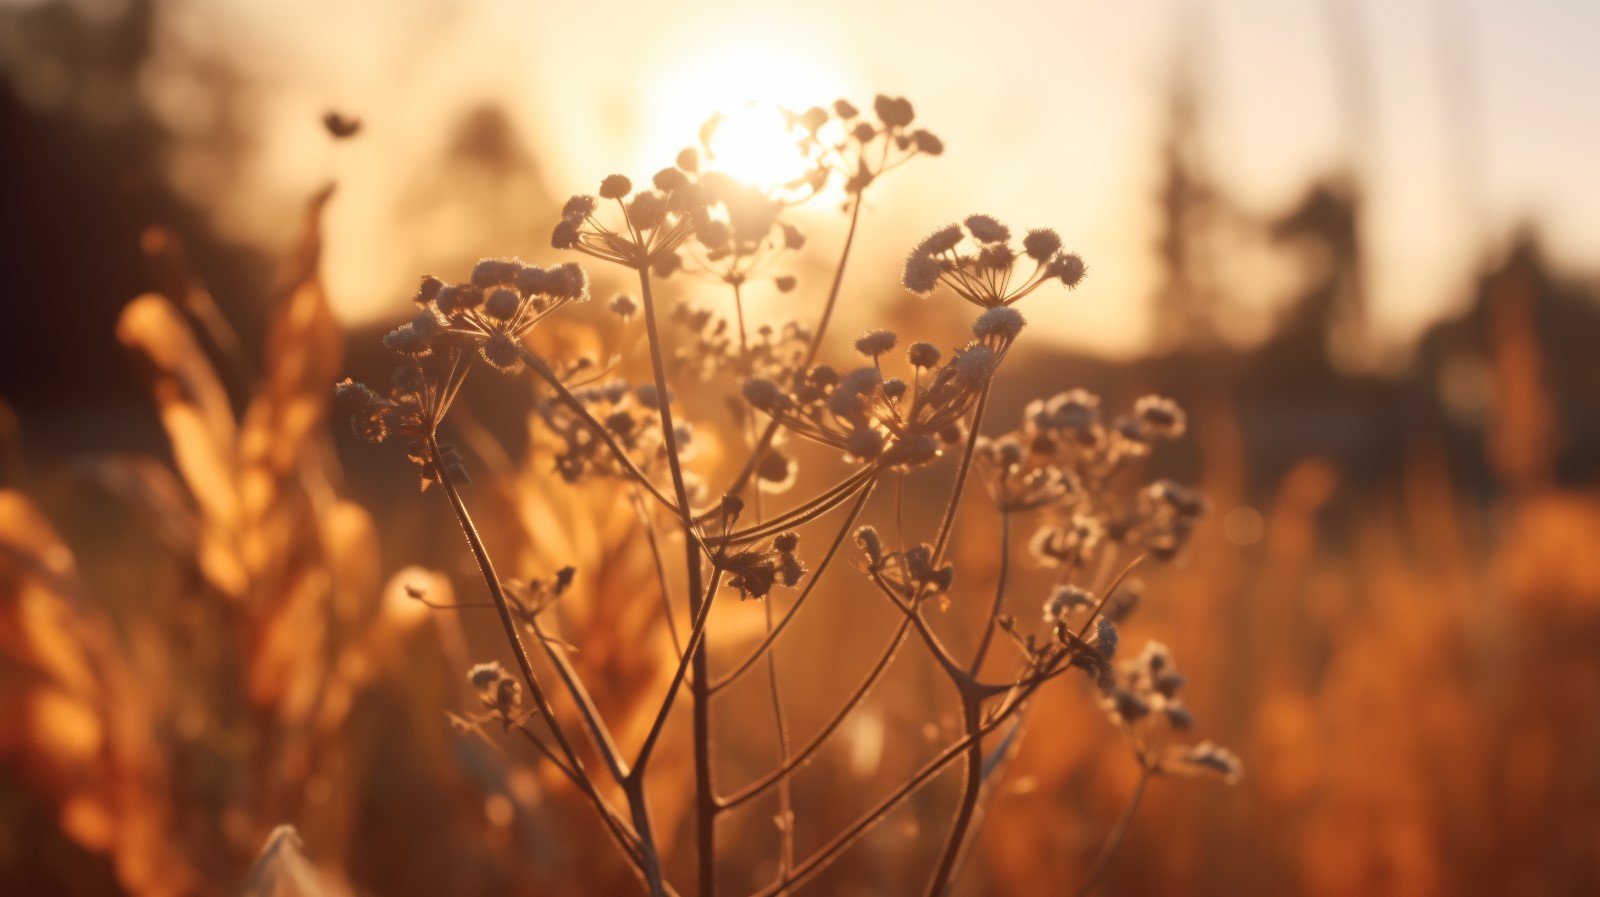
[702,103,814,191]
[644,47,845,193]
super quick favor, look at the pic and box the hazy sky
[121,0,1600,358]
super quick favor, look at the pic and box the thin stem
[923,511,1015,896]
[933,381,993,562]
[1070,768,1152,897]
[922,701,983,897]
[527,615,630,783]
[634,266,717,896]
[711,467,877,545]
[735,279,797,885]
[427,434,662,892]
[710,483,876,693]
[631,485,685,659]
[633,567,723,772]
[968,512,1011,675]
[718,616,913,811]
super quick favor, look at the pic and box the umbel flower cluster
[338,94,1237,897]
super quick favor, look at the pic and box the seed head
[1094,618,1119,659]
[547,263,589,300]
[383,323,432,358]
[513,264,548,294]
[774,275,797,293]
[907,341,941,368]
[1022,228,1062,261]
[1044,585,1094,624]
[964,214,1010,244]
[854,329,898,357]
[414,275,444,306]
[481,331,522,372]
[902,253,941,295]
[334,377,378,407]
[845,427,886,461]
[833,98,859,119]
[1134,395,1187,440]
[628,191,668,230]
[950,345,997,387]
[697,219,731,249]
[599,174,632,199]
[562,194,598,219]
[471,258,519,287]
[1049,252,1088,287]
[972,307,1026,341]
[552,217,581,249]
[915,224,964,257]
[854,525,884,569]
[483,288,520,321]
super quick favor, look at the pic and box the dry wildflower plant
[339,95,1240,896]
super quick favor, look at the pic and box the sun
[701,103,814,191]
[643,47,845,193]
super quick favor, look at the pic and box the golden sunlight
[642,46,845,192]
[701,103,813,191]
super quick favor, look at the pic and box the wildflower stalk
[633,265,717,896]
[968,511,1012,675]
[1070,767,1152,897]
[925,511,1012,897]
[426,433,665,892]
[933,380,993,561]
[631,485,685,658]
[733,280,797,884]
[633,566,724,771]
[924,702,984,897]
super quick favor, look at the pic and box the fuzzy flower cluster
[1099,642,1242,783]
[829,95,944,195]
[335,360,468,489]
[740,311,1029,471]
[535,378,700,496]
[855,527,956,602]
[969,390,1201,568]
[467,661,523,729]
[333,258,591,487]
[715,509,807,599]
[553,170,710,272]
[902,215,1087,307]
[400,259,589,373]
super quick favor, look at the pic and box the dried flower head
[902,215,1088,307]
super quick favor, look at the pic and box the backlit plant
[338,95,1238,897]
